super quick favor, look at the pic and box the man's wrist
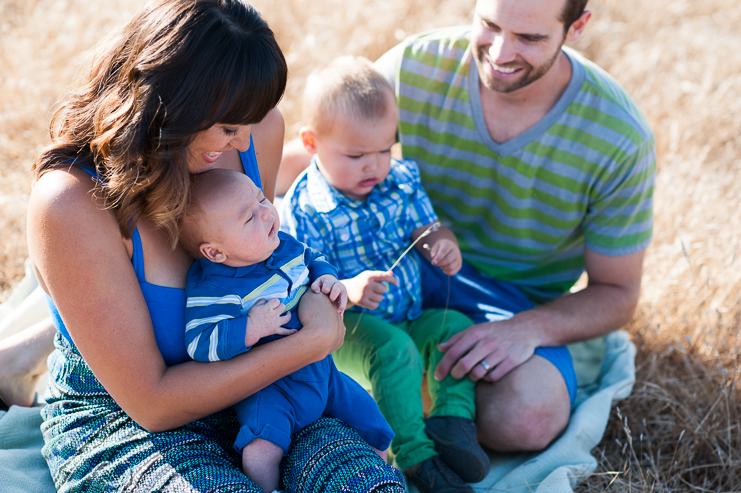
[502,310,550,348]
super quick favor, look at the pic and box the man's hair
[33,0,287,246]
[560,0,589,33]
[302,56,395,136]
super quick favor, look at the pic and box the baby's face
[206,174,281,267]
[313,107,398,201]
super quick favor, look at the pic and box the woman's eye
[223,127,238,136]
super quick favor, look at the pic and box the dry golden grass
[1,0,739,491]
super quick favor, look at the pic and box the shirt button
[341,233,350,241]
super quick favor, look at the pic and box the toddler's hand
[311,274,348,314]
[428,238,462,276]
[245,298,295,347]
[344,270,398,310]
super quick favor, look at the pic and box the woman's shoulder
[31,166,110,219]
[29,166,125,258]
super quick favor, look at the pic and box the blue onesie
[185,232,394,454]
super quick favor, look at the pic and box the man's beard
[475,45,561,94]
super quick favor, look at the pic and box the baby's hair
[302,56,395,136]
[180,169,246,258]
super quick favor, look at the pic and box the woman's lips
[202,151,222,163]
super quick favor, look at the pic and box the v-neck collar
[467,47,585,157]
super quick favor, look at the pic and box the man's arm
[276,138,312,197]
[435,247,645,382]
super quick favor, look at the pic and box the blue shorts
[419,258,577,406]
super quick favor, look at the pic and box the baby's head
[181,169,280,267]
[300,56,398,201]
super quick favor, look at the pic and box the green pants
[333,309,475,471]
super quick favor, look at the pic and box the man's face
[471,0,569,94]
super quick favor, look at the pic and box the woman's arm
[252,107,284,202]
[28,168,343,432]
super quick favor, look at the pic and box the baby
[181,168,394,493]
[280,56,489,493]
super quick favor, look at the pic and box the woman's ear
[200,243,227,263]
[299,126,318,154]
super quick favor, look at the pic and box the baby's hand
[344,270,398,310]
[311,275,348,314]
[428,238,462,276]
[245,298,295,347]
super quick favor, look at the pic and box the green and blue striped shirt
[375,26,656,303]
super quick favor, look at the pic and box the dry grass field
[1,0,739,491]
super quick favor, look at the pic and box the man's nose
[488,33,516,64]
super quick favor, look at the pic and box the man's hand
[434,318,540,383]
[311,274,348,314]
[425,238,462,276]
[245,299,295,347]
[343,270,398,310]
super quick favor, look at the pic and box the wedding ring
[480,360,491,371]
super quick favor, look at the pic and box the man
[279,0,655,456]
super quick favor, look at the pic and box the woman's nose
[230,126,252,152]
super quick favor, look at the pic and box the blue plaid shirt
[279,158,438,323]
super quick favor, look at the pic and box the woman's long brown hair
[33,0,287,246]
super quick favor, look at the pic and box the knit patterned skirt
[41,334,405,492]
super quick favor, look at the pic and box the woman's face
[187,124,252,174]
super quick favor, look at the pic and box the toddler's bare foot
[0,318,55,407]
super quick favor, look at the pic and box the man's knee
[474,356,571,452]
[477,398,569,451]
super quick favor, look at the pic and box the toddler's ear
[200,243,227,263]
[299,126,318,154]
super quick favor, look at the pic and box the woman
[26,0,404,491]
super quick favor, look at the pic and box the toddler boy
[181,168,394,493]
[279,57,489,493]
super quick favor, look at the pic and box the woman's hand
[297,289,346,355]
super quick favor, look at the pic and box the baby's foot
[0,359,44,407]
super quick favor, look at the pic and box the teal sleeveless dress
[40,143,405,493]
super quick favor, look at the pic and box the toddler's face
[205,174,281,267]
[313,107,398,201]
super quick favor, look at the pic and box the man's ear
[565,10,591,44]
[200,242,227,263]
[299,126,318,154]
